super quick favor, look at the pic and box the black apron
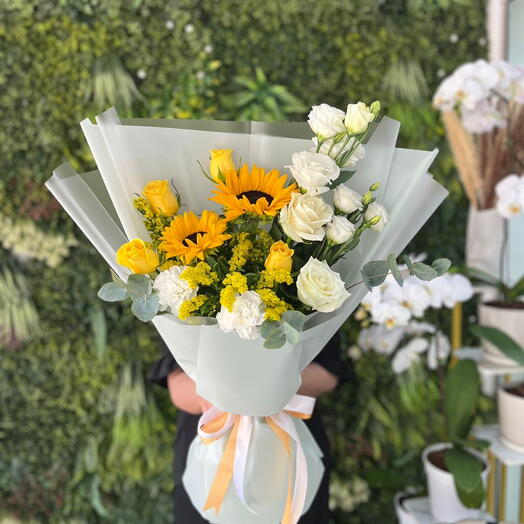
[149,333,348,523]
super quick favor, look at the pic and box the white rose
[296,258,350,313]
[288,151,340,194]
[279,192,333,242]
[216,290,265,340]
[365,202,389,231]
[311,136,366,168]
[333,185,363,213]
[344,102,375,134]
[153,265,197,317]
[326,216,356,244]
[307,103,346,138]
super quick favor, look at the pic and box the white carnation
[333,185,363,213]
[279,192,333,242]
[326,216,356,244]
[288,151,340,195]
[296,258,350,313]
[216,290,265,340]
[153,265,197,317]
[365,202,389,231]
[307,103,346,138]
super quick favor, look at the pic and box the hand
[167,370,213,415]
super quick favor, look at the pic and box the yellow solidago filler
[180,262,218,289]
[157,259,182,271]
[249,229,274,264]
[220,272,249,312]
[133,197,171,243]
[258,268,293,288]
[179,295,208,321]
[220,286,237,312]
[229,232,253,271]
[257,288,291,321]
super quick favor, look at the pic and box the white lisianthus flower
[365,202,389,231]
[307,103,346,138]
[311,136,366,168]
[333,185,363,213]
[288,151,340,194]
[371,302,411,329]
[344,102,375,134]
[153,265,197,317]
[326,216,356,244]
[279,193,333,242]
[296,258,350,313]
[216,290,265,340]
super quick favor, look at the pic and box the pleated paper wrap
[46,109,448,523]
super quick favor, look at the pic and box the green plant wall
[0,0,485,521]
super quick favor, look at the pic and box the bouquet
[47,102,448,524]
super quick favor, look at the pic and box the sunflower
[159,210,231,264]
[210,164,297,221]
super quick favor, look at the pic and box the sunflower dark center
[238,190,273,205]
[184,231,205,246]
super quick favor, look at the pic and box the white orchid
[427,331,451,370]
[391,337,429,374]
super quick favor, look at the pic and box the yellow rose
[143,180,179,215]
[116,238,159,274]
[209,149,236,182]
[264,241,294,272]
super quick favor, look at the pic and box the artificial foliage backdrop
[0,0,485,521]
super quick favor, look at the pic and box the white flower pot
[466,207,505,282]
[478,302,524,366]
[393,492,419,524]
[498,383,524,452]
[423,443,489,522]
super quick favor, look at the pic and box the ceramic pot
[498,383,524,453]
[423,443,489,522]
[478,302,524,366]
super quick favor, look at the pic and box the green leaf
[127,274,152,299]
[330,170,354,189]
[444,447,484,508]
[361,260,389,291]
[470,325,524,366]
[98,282,128,302]
[281,322,300,345]
[412,262,438,281]
[446,360,480,441]
[508,275,524,301]
[263,332,287,349]
[281,310,307,331]
[387,254,403,286]
[88,305,107,359]
[431,258,451,276]
[402,254,414,270]
[131,294,159,322]
[454,438,490,451]
[260,319,282,339]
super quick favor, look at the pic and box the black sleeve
[312,331,351,384]
[148,344,179,389]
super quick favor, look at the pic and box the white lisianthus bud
[297,258,350,313]
[307,104,346,138]
[153,265,197,317]
[333,185,363,213]
[216,290,265,340]
[279,193,333,242]
[326,216,356,244]
[364,202,389,231]
[288,151,340,195]
[344,102,376,134]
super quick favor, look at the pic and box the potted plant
[433,60,524,279]
[423,359,489,522]
[472,325,524,452]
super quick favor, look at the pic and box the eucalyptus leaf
[387,254,403,286]
[361,260,389,290]
[127,274,152,299]
[431,258,451,276]
[281,322,300,345]
[260,320,282,339]
[402,254,414,270]
[263,332,287,349]
[412,262,438,281]
[281,310,307,331]
[98,282,129,302]
[131,293,160,322]
[444,447,484,508]
[470,325,524,366]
